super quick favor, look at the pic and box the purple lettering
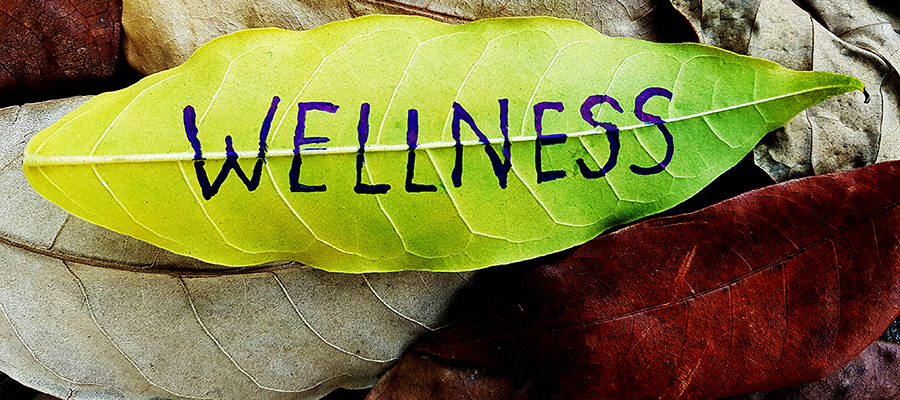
[355,103,391,194]
[577,94,622,178]
[258,96,280,157]
[630,87,674,175]
[293,102,336,154]
[182,96,279,200]
[451,100,511,188]
[183,105,203,160]
[534,101,566,183]
[290,101,335,192]
[405,109,437,193]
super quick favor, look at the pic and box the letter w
[183,96,280,200]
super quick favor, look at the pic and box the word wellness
[182,87,675,201]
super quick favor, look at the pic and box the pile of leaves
[0,0,899,399]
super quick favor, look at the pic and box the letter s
[630,87,673,176]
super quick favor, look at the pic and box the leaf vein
[25,85,854,167]
[61,263,208,398]
[440,32,518,141]
[89,74,181,156]
[0,289,102,388]
[198,45,270,125]
[176,161,260,255]
[272,32,376,142]
[362,274,435,330]
[90,164,184,247]
[376,32,469,144]
[178,277,320,393]
[518,40,588,136]
[272,272,396,363]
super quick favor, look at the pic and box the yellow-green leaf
[23,15,863,272]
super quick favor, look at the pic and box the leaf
[23,15,863,272]
[365,353,531,400]
[671,0,900,181]
[0,0,122,108]
[121,0,697,75]
[366,340,900,400]
[413,159,900,399]
[0,97,475,399]
[726,341,900,400]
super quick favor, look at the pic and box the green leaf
[22,15,863,272]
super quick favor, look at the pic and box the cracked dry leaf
[121,0,697,75]
[367,340,900,400]
[0,97,474,399]
[408,159,900,399]
[727,341,900,400]
[670,0,900,181]
[0,0,122,108]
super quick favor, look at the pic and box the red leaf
[366,341,900,400]
[416,160,900,400]
[0,0,122,107]
[727,340,900,400]
[365,353,531,400]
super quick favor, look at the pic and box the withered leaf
[121,0,696,75]
[366,340,900,400]
[0,97,475,399]
[671,0,900,181]
[411,160,900,400]
[0,0,122,107]
[727,340,900,400]
[365,353,530,400]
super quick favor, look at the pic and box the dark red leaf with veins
[417,160,900,400]
[0,0,122,107]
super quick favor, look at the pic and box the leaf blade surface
[1,97,477,399]
[24,15,864,271]
[417,160,900,399]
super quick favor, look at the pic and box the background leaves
[365,341,900,400]
[672,0,900,181]
[0,0,124,108]
[0,97,475,399]
[406,159,900,399]
[728,341,900,400]
[2,0,900,399]
[120,0,698,75]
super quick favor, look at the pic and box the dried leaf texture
[365,353,534,400]
[367,340,900,400]
[0,97,475,399]
[671,0,900,181]
[416,160,900,400]
[121,0,696,75]
[728,340,900,400]
[0,0,121,107]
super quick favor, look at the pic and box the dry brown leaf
[671,0,900,181]
[364,340,900,400]
[121,0,697,75]
[0,97,474,399]
[0,0,122,108]
[726,340,900,400]
[401,159,900,399]
[365,353,531,400]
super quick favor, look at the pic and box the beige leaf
[0,98,473,399]
[672,0,900,181]
[121,0,697,75]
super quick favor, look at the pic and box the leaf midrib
[0,232,299,275]
[23,85,850,167]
